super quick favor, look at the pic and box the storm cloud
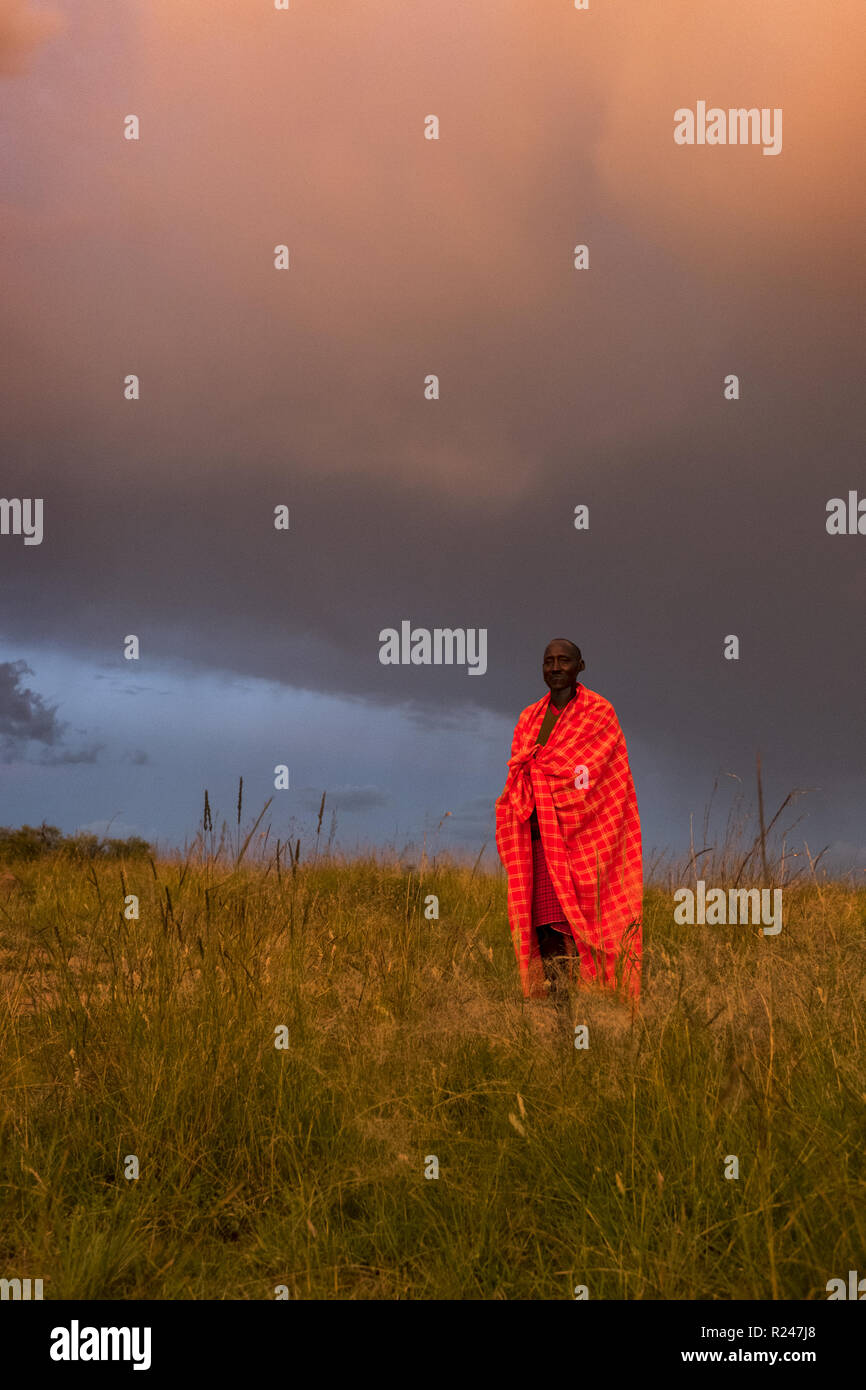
[0,660,63,749]
[298,785,389,816]
[1,1,864,860]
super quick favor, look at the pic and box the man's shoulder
[579,684,616,718]
[515,694,549,725]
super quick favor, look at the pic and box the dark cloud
[0,659,63,747]
[38,743,103,766]
[126,749,151,765]
[449,795,499,827]
[0,2,863,857]
[298,786,388,815]
[0,661,102,766]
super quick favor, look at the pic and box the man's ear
[578,660,586,673]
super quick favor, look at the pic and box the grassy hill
[1,844,863,1299]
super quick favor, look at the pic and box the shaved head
[546,638,582,664]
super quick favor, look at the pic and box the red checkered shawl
[495,685,643,1000]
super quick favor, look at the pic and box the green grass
[1,851,864,1299]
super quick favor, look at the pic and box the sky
[1,0,864,869]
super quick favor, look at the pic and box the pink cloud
[0,0,63,75]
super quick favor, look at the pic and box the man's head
[543,639,585,695]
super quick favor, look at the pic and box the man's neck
[549,684,577,711]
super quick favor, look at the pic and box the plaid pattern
[495,685,643,1001]
[531,837,569,932]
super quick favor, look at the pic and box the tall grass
[0,802,863,1299]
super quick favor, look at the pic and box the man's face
[543,641,580,692]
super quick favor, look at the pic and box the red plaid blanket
[495,685,643,1000]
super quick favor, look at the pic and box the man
[495,640,643,1002]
